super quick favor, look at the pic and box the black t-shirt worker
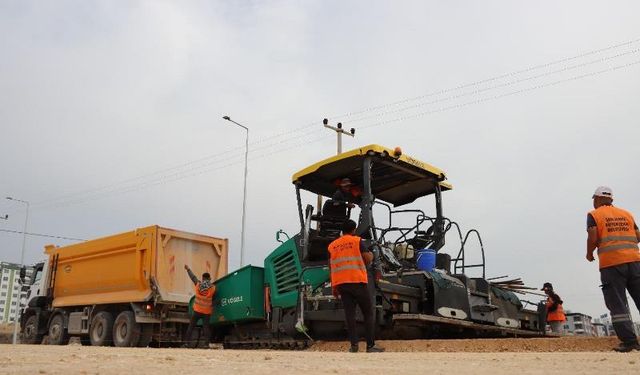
[586,186,640,352]
[328,219,383,353]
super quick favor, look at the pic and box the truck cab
[20,260,50,344]
[24,261,48,307]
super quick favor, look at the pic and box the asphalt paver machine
[209,145,546,348]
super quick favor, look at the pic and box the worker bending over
[541,282,566,334]
[184,265,216,348]
[328,219,383,353]
[586,186,640,352]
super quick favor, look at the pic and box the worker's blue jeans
[600,261,640,344]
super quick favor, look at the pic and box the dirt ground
[0,323,12,332]
[0,323,15,344]
[1,338,639,375]
[311,336,622,352]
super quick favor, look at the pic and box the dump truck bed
[45,226,228,307]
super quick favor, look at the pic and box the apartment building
[0,262,34,323]
[596,312,640,337]
[563,312,596,336]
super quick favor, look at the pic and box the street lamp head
[323,118,328,125]
[337,122,342,129]
[5,197,28,205]
[223,116,231,121]
[350,128,356,135]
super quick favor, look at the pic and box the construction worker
[333,178,362,203]
[322,178,362,228]
[586,186,640,352]
[183,265,216,348]
[328,219,384,353]
[541,282,565,334]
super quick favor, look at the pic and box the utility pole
[323,118,355,154]
[317,119,356,219]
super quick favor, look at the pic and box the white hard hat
[592,186,613,199]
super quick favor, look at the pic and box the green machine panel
[210,265,266,324]
[264,236,330,309]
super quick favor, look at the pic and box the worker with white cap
[586,186,640,352]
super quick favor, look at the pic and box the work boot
[366,345,385,353]
[349,345,359,353]
[613,342,640,352]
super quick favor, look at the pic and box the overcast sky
[1,1,640,320]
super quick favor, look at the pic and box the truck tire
[90,311,114,346]
[48,314,70,345]
[22,314,44,344]
[113,311,141,347]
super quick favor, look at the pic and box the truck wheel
[90,311,114,346]
[113,311,141,347]
[48,314,70,345]
[22,314,44,344]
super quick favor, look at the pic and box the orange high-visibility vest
[193,283,215,315]
[328,234,368,287]
[590,205,640,269]
[546,297,566,322]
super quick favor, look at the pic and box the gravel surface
[1,338,639,375]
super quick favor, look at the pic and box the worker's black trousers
[185,312,211,347]
[337,282,375,348]
[600,261,640,344]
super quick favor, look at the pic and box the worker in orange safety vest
[586,186,640,352]
[541,282,566,334]
[183,265,216,348]
[328,219,384,353]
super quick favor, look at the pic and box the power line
[15,37,640,212]
[29,38,640,211]
[33,57,640,211]
[34,132,333,210]
[30,122,324,209]
[345,47,640,124]
[330,37,640,121]
[360,58,640,130]
[25,58,640,210]
[0,228,85,242]
[32,128,328,210]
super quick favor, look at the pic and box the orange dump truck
[20,226,228,347]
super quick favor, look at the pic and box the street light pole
[222,116,249,267]
[6,197,29,345]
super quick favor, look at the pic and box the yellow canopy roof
[292,144,452,206]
